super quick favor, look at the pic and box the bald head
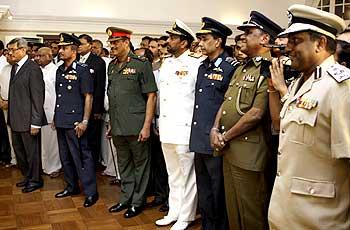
[36,47,53,67]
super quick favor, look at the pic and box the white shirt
[0,55,7,72]
[158,50,201,144]
[40,62,57,123]
[16,55,28,74]
[0,62,11,100]
[79,52,91,64]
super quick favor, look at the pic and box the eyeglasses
[7,47,23,53]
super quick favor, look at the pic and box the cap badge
[287,11,293,27]
[107,29,112,37]
[60,35,64,42]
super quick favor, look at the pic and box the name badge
[122,68,136,75]
[243,74,255,82]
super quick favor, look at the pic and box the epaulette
[327,63,350,83]
[225,56,240,67]
[188,52,202,59]
[77,62,88,68]
[162,54,172,59]
[134,55,147,62]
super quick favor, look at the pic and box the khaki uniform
[269,56,350,229]
[108,51,157,207]
[219,52,270,229]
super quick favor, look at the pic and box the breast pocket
[290,177,335,199]
[288,110,317,146]
[239,82,256,106]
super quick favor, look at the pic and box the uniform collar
[317,55,335,80]
[175,49,191,61]
[203,51,228,68]
[250,51,271,67]
[59,60,78,72]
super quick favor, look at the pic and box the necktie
[10,63,18,81]
[80,56,85,63]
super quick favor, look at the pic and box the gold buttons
[199,89,203,92]
[67,85,72,90]
[222,111,226,115]
[228,97,232,101]
[244,136,248,140]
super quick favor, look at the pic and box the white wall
[0,0,307,46]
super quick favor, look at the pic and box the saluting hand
[138,127,150,142]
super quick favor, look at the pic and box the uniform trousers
[56,128,97,196]
[112,135,150,207]
[149,130,168,201]
[41,125,61,174]
[87,118,102,164]
[195,153,228,230]
[11,131,42,183]
[161,143,197,222]
[223,160,268,230]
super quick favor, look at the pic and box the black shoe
[84,193,99,207]
[55,188,80,198]
[109,203,129,213]
[124,206,142,218]
[147,198,165,208]
[159,202,169,212]
[16,179,28,187]
[22,182,43,193]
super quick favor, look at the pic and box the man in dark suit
[78,34,106,165]
[7,37,47,193]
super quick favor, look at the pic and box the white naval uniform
[158,50,201,222]
[41,62,61,174]
[0,62,16,165]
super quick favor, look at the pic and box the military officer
[54,33,98,207]
[106,27,157,218]
[155,19,201,230]
[189,17,238,230]
[268,5,350,229]
[210,11,282,229]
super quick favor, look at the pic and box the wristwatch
[82,119,89,125]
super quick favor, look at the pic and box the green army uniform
[108,51,157,207]
[219,51,270,230]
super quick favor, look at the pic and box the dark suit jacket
[8,58,47,132]
[84,53,106,115]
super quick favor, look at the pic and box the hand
[51,121,56,130]
[138,127,150,142]
[0,99,8,110]
[269,58,288,95]
[106,124,112,139]
[152,126,159,136]
[75,122,87,138]
[93,114,102,120]
[30,127,40,136]
[210,128,226,150]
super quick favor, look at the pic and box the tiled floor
[0,166,201,230]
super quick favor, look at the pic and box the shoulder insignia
[225,57,240,67]
[327,63,350,83]
[255,56,262,62]
[78,62,88,68]
[188,52,202,59]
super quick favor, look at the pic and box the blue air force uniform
[189,17,239,230]
[54,44,97,197]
